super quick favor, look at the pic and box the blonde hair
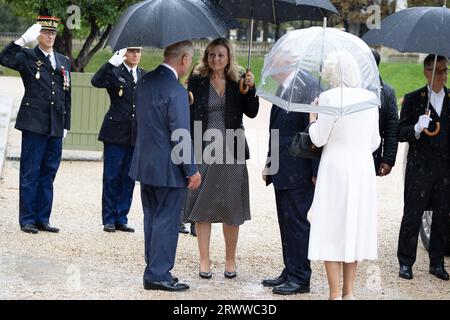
[194,38,242,82]
[322,50,361,88]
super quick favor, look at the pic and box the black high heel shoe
[224,271,237,279]
[199,271,212,279]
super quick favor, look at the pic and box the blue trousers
[102,143,135,226]
[141,184,187,282]
[19,130,62,227]
[275,188,314,286]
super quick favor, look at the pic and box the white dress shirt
[39,47,56,69]
[124,63,138,83]
[429,85,445,117]
[161,63,178,80]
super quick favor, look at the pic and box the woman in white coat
[307,64,381,299]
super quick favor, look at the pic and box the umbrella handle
[239,68,252,95]
[189,91,194,106]
[424,122,441,137]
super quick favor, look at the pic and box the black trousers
[398,158,450,267]
[274,188,313,286]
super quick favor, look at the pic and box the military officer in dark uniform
[91,47,145,233]
[0,17,71,234]
[398,55,450,281]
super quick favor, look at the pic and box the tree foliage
[5,0,139,71]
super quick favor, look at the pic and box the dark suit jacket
[373,79,399,172]
[399,85,450,166]
[266,105,319,190]
[91,62,145,146]
[187,74,259,161]
[0,42,71,137]
[130,65,197,188]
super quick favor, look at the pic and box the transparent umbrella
[257,26,381,116]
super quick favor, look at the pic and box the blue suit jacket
[130,65,197,188]
[267,106,319,190]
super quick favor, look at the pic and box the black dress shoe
[190,223,197,237]
[179,223,189,234]
[224,271,237,279]
[272,281,310,295]
[262,276,286,287]
[21,224,38,234]
[116,224,135,232]
[144,279,189,292]
[399,265,413,280]
[36,223,59,233]
[199,271,212,279]
[429,265,449,281]
[103,224,116,232]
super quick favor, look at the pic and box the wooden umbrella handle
[424,122,441,137]
[189,91,194,106]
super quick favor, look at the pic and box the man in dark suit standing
[261,69,319,295]
[91,47,145,233]
[130,40,201,292]
[371,49,399,177]
[397,54,450,281]
[0,17,71,234]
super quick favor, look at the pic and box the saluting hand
[109,48,127,67]
[15,24,42,46]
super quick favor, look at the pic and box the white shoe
[330,297,342,300]
[342,294,356,300]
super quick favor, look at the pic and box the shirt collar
[428,85,445,98]
[39,46,54,58]
[161,63,178,79]
[123,63,135,74]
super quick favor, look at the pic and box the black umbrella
[215,0,339,93]
[106,0,239,50]
[362,3,450,136]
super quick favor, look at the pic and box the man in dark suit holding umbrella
[397,54,450,281]
[91,47,145,233]
[262,67,319,295]
[130,40,201,291]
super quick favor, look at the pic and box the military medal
[60,66,71,91]
[35,60,43,80]
[119,86,124,97]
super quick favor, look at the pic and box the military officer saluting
[91,47,145,233]
[0,16,71,234]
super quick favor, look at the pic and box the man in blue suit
[261,69,319,295]
[130,40,201,292]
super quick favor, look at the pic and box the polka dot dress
[183,83,251,226]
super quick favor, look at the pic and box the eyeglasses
[425,68,448,76]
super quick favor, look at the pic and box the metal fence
[0,32,272,55]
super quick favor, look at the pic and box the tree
[5,0,138,72]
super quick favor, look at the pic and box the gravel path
[0,98,449,300]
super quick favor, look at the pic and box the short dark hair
[371,49,380,66]
[424,55,448,68]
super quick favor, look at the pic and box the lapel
[421,85,449,121]
[34,46,54,71]
[120,63,134,83]
[137,67,144,81]
[54,52,63,72]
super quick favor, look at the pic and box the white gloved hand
[414,114,432,134]
[15,24,42,46]
[63,129,68,139]
[108,48,127,67]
